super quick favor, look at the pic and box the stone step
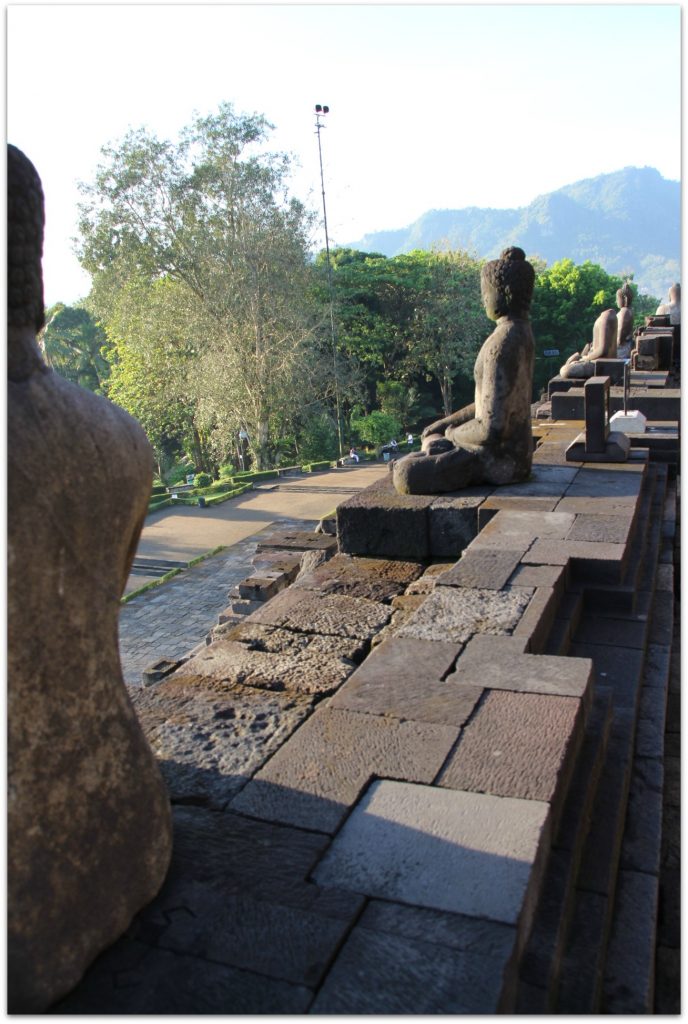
[515,691,613,1011]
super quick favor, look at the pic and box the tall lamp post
[314,103,344,458]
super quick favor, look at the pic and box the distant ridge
[348,167,680,298]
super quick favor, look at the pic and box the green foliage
[40,304,110,393]
[194,471,213,489]
[164,460,195,486]
[297,411,339,463]
[302,460,335,472]
[351,409,402,448]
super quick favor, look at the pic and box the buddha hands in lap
[392,246,535,495]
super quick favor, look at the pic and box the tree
[77,103,332,470]
[351,409,402,449]
[39,304,110,393]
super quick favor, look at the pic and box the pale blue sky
[7,3,682,306]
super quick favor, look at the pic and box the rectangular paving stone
[565,513,635,545]
[506,562,568,594]
[292,552,424,603]
[436,548,525,591]
[336,476,434,559]
[328,636,481,726]
[310,906,516,1014]
[568,640,644,711]
[229,707,460,834]
[247,586,391,640]
[175,625,365,696]
[438,690,583,810]
[396,586,533,644]
[554,494,639,515]
[427,494,487,558]
[523,539,627,584]
[53,938,314,1014]
[477,495,559,530]
[601,869,659,1013]
[470,509,576,550]
[238,572,288,601]
[511,586,560,653]
[563,468,644,499]
[449,634,593,702]
[492,464,579,497]
[130,678,315,810]
[313,779,551,927]
[255,529,338,553]
[619,756,664,876]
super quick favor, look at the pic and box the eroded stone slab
[337,476,434,559]
[131,678,314,809]
[523,539,627,583]
[470,509,576,550]
[247,587,391,640]
[293,553,424,603]
[329,636,481,725]
[478,495,559,530]
[313,780,550,924]
[255,529,338,553]
[428,494,486,558]
[438,690,583,804]
[436,548,525,591]
[171,625,365,696]
[397,586,533,644]
[493,465,579,497]
[229,707,459,834]
[566,514,635,545]
[449,635,593,701]
[507,563,567,593]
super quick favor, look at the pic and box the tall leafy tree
[40,304,110,393]
[77,102,331,469]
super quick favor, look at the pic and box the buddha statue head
[480,246,535,321]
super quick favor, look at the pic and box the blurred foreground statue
[7,144,172,1012]
[393,247,535,494]
[656,282,681,325]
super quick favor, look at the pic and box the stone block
[449,634,593,702]
[556,888,609,1013]
[141,658,181,686]
[131,677,314,810]
[507,562,568,593]
[174,624,365,696]
[427,494,485,557]
[231,597,263,616]
[336,476,434,559]
[566,513,634,545]
[469,509,575,550]
[293,552,424,603]
[328,636,480,726]
[229,707,459,834]
[438,690,583,812]
[310,901,517,1014]
[523,539,627,584]
[255,529,338,553]
[564,467,644,499]
[477,495,558,529]
[396,585,533,644]
[313,779,551,928]
[250,550,302,580]
[583,376,610,453]
[648,590,674,646]
[493,464,579,497]
[565,430,631,463]
[573,614,648,650]
[53,939,313,1014]
[568,641,644,711]
[436,548,525,591]
[620,756,664,876]
[555,494,639,515]
[601,869,658,1013]
[512,586,560,653]
[238,571,287,601]
[247,586,391,641]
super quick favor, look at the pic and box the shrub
[194,471,212,489]
[298,411,339,463]
[351,410,402,448]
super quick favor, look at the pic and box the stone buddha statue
[392,246,535,494]
[559,308,618,379]
[616,282,634,359]
[656,283,681,325]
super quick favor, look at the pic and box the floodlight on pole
[314,103,343,458]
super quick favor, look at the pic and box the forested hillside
[350,167,680,299]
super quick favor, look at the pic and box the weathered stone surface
[511,586,560,653]
[250,550,302,580]
[495,464,579,497]
[396,586,533,644]
[131,677,314,810]
[428,494,486,557]
[7,145,172,1013]
[53,938,313,1014]
[436,548,525,590]
[229,708,460,834]
[506,562,567,593]
[337,475,434,558]
[523,539,627,583]
[293,552,424,603]
[450,634,593,701]
[601,869,658,1013]
[478,494,558,529]
[238,571,287,601]
[246,586,391,640]
[568,641,644,711]
[438,690,583,805]
[565,513,634,545]
[329,636,481,725]
[313,780,550,925]
[620,756,663,875]
[564,467,644,499]
[310,905,516,1014]
[255,529,338,553]
[648,589,674,646]
[471,509,576,549]
[170,624,364,696]
[556,888,609,1013]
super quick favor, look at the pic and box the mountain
[349,167,680,299]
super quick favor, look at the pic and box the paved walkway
[119,465,387,686]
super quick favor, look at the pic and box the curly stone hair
[8,144,45,332]
[481,246,535,317]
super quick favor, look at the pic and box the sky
[6,2,682,307]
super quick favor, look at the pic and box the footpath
[119,464,387,687]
